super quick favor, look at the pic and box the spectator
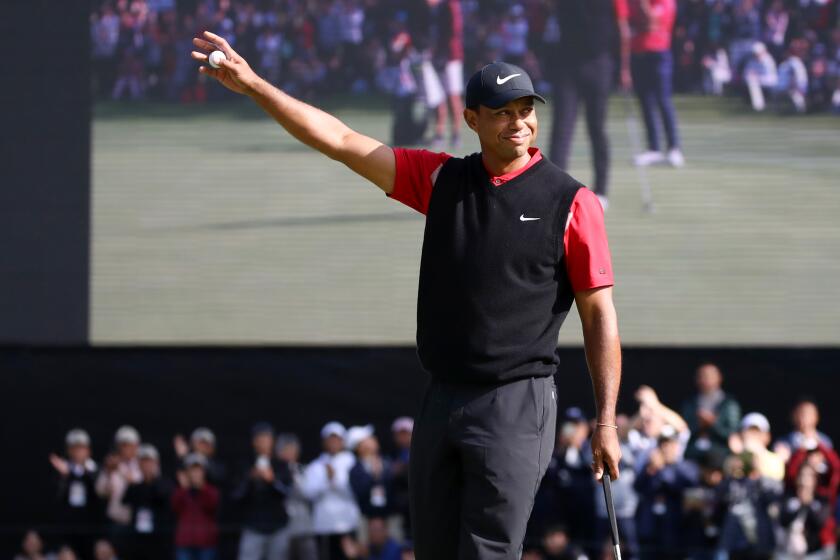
[92,540,120,560]
[634,427,699,559]
[540,525,585,560]
[172,453,220,560]
[56,546,79,560]
[14,530,52,560]
[785,440,840,549]
[173,427,227,489]
[716,453,779,560]
[630,385,690,472]
[776,399,834,461]
[533,407,595,549]
[231,422,293,560]
[275,433,318,560]
[702,44,733,95]
[779,464,832,559]
[302,421,360,560]
[121,444,174,560]
[728,413,785,482]
[777,42,810,113]
[341,517,402,560]
[389,417,413,536]
[49,429,101,560]
[681,363,741,463]
[682,449,728,560]
[628,0,685,168]
[348,425,394,520]
[95,426,143,553]
[743,42,779,111]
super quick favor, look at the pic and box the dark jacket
[681,393,741,461]
[349,457,394,517]
[172,484,220,548]
[231,457,291,534]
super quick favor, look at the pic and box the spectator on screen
[96,426,143,552]
[121,444,174,560]
[231,422,294,560]
[728,413,785,482]
[681,363,741,463]
[172,453,220,560]
[302,421,360,560]
[349,425,394,519]
[275,432,318,560]
[634,427,699,558]
[50,429,101,559]
[775,399,834,461]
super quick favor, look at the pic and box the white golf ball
[208,50,226,69]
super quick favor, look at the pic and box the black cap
[465,61,546,110]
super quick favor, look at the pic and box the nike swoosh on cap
[496,73,521,85]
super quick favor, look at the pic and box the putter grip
[602,468,623,560]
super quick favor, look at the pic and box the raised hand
[191,31,260,95]
[49,454,70,477]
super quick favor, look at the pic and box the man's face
[253,433,274,456]
[277,442,300,463]
[393,429,412,449]
[68,444,91,464]
[139,457,158,479]
[356,436,379,458]
[323,434,344,455]
[194,439,214,457]
[464,97,538,163]
[793,402,819,431]
[367,518,388,546]
[118,441,138,460]
[696,364,722,394]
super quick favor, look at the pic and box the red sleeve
[388,148,452,215]
[613,0,629,21]
[563,188,614,292]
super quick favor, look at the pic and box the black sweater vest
[417,152,583,384]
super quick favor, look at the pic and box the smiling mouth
[504,133,530,143]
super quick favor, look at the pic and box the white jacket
[301,451,360,534]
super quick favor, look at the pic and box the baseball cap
[321,421,347,440]
[391,417,414,433]
[564,407,587,423]
[137,444,159,461]
[740,412,770,433]
[465,61,546,110]
[184,452,207,468]
[346,425,375,451]
[114,425,140,445]
[190,427,216,446]
[658,424,679,442]
[251,422,275,438]
[66,429,91,447]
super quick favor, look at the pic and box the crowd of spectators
[15,362,840,560]
[90,0,840,114]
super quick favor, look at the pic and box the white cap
[391,417,414,433]
[137,444,159,461]
[115,425,140,445]
[191,427,216,446]
[66,429,90,447]
[752,41,767,55]
[345,425,375,451]
[741,412,770,433]
[321,421,347,440]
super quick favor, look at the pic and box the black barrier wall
[1,346,837,556]
[0,0,90,343]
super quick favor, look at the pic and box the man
[172,453,220,560]
[191,34,622,559]
[775,399,834,461]
[627,0,685,168]
[121,445,173,560]
[95,426,143,555]
[681,363,741,462]
[49,429,101,560]
[231,422,293,560]
[547,0,632,210]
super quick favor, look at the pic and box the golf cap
[564,407,587,423]
[465,61,546,110]
[346,424,375,451]
[65,429,91,447]
[137,444,159,461]
[191,427,216,446]
[391,417,414,433]
[184,452,207,468]
[321,421,347,440]
[115,425,140,445]
[740,412,770,433]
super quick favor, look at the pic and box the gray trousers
[238,527,291,560]
[410,376,557,560]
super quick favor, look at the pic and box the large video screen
[90,1,840,345]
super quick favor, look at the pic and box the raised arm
[191,31,396,194]
[575,286,622,480]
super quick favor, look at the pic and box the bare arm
[575,286,622,479]
[191,31,396,194]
